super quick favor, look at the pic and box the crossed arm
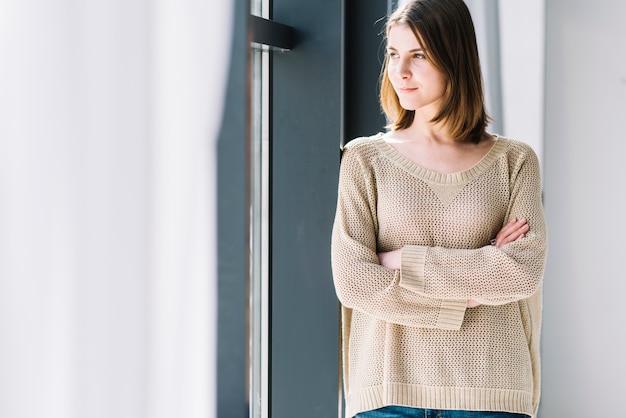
[377,217,530,308]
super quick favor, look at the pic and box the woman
[331,1,548,417]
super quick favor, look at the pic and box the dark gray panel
[270,0,342,416]
[344,0,388,144]
[217,0,250,416]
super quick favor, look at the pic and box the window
[219,0,368,416]
[247,0,342,416]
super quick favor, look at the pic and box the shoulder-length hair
[380,0,489,143]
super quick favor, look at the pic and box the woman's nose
[396,58,411,79]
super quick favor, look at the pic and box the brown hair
[380,0,489,142]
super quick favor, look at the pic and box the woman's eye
[414,53,425,59]
[388,52,399,59]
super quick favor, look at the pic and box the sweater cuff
[399,245,428,293]
[435,299,467,330]
[399,245,466,330]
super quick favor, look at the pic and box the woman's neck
[388,118,451,144]
[383,123,495,174]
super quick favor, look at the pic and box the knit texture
[331,133,547,418]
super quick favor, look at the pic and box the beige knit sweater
[331,133,547,418]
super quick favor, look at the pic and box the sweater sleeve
[331,146,467,330]
[398,145,548,305]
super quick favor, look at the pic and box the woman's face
[386,24,447,115]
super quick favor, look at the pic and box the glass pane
[250,0,269,417]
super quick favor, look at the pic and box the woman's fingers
[492,218,528,248]
[466,299,481,308]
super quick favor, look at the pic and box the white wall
[541,0,626,416]
[499,0,545,166]
[466,0,545,162]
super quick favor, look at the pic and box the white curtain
[0,1,233,417]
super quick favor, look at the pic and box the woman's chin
[397,98,419,111]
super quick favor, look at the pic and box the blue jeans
[354,406,530,418]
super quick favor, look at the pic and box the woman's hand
[377,248,402,271]
[491,217,529,248]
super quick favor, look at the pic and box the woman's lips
[396,87,417,94]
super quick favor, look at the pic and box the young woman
[331,1,548,417]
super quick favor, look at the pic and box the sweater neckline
[374,132,506,185]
